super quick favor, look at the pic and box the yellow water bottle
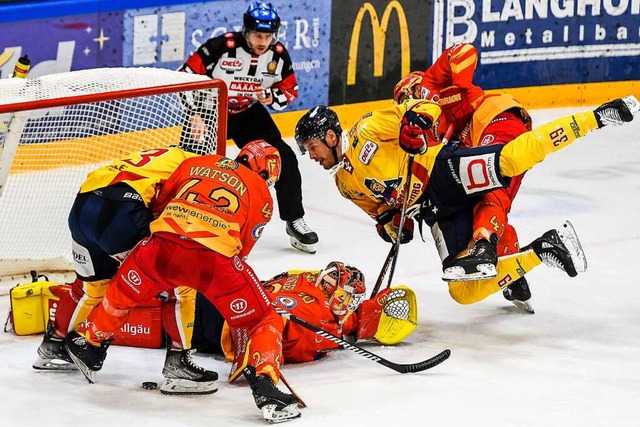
[12,55,30,78]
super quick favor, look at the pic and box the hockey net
[0,67,228,285]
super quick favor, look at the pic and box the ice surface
[2,105,640,426]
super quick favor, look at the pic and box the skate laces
[181,349,207,374]
[291,218,313,234]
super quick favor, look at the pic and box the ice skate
[160,348,218,395]
[286,217,318,254]
[32,324,77,371]
[64,331,111,384]
[503,277,534,314]
[442,234,498,281]
[243,366,301,424]
[594,95,638,127]
[526,220,587,277]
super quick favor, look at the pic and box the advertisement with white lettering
[123,0,331,109]
[432,0,640,88]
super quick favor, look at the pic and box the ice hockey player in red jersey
[180,1,319,254]
[190,262,417,378]
[33,145,218,393]
[393,43,535,311]
[63,141,306,423]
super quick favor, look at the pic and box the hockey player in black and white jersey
[179,1,319,254]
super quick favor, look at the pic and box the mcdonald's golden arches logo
[347,1,411,86]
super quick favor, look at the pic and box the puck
[142,381,158,390]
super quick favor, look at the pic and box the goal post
[0,67,228,282]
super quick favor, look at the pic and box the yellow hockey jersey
[79,147,196,207]
[336,100,443,220]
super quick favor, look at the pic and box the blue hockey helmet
[243,2,281,34]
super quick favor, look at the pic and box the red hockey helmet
[316,261,366,325]
[236,140,281,187]
[393,71,426,104]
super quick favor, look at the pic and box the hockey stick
[383,154,415,292]
[370,124,456,298]
[274,306,450,374]
[369,244,397,298]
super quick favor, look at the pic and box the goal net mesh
[0,67,227,280]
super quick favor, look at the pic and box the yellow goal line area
[7,126,181,174]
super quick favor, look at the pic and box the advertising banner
[123,0,331,109]
[0,13,123,79]
[329,0,432,105]
[432,0,640,89]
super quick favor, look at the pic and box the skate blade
[623,95,640,114]
[160,378,218,395]
[510,299,535,314]
[262,403,302,424]
[289,237,316,254]
[558,220,587,273]
[32,356,78,371]
[66,350,96,384]
[442,264,497,282]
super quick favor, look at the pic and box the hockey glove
[438,85,484,131]
[593,95,638,128]
[399,110,432,155]
[376,210,414,244]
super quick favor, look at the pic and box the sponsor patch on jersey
[71,240,95,277]
[459,153,502,194]
[276,296,297,309]
[220,58,244,71]
[342,156,354,174]
[480,134,495,146]
[230,81,260,92]
[358,140,378,165]
[216,158,238,170]
[266,60,277,74]
[252,222,267,240]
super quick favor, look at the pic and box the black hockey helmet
[243,2,281,34]
[294,105,343,154]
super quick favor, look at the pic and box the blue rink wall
[1,0,639,133]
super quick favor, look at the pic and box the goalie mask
[316,261,366,325]
[236,140,281,188]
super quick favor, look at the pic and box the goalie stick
[274,306,450,374]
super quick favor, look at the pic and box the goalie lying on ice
[190,261,418,378]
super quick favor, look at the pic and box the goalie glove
[356,286,418,345]
[399,110,432,155]
[376,210,414,244]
